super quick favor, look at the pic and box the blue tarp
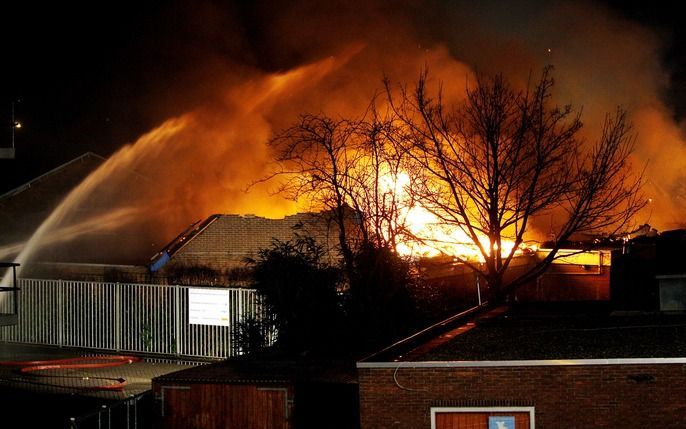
[149,251,170,272]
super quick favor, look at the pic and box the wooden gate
[157,383,293,429]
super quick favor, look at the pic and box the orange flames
[377,171,535,261]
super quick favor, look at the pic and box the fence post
[174,285,181,356]
[114,283,121,351]
[57,279,64,347]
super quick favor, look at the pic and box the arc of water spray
[0,120,188,286]
[0,207,143,260]
[1,47,362,287]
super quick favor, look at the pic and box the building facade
[358,304,686,429]
[358,359,686,428]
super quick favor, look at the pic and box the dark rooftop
[154,355,358,385]
[407,303,686,361]
[0,153,103,256]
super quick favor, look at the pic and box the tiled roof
[380,303,686,362]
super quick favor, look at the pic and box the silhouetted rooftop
[360,302,686,363]
[0,153,104,257]
[154,355,357,385]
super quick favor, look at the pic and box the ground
[0,342,201,427]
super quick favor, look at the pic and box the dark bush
[247,236,345,354]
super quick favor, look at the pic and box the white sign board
[188,288,231,326]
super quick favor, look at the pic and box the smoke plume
[19,0,686,265]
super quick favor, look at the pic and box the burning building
[515,249,614,302]
[148,211,349,282]
[417,247,615,312]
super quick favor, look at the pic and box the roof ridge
[0,152,105,201]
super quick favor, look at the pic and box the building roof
[0,152,104,258]
[422,308,686,361]
[361,303,686,363]
[153,355,358,385]
[149,211,346,272]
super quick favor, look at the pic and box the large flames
[377,171,535,262]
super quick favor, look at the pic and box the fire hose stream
[0,355,142,391]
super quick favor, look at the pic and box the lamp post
[2,101,20,159]
[11,101,21,149]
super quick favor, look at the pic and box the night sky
[1,0,686,193]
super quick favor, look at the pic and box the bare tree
[268,114,360,275]
[387,67,645,302]
[267,109,418,276]
[345,106,418,251]
[267,67,644,305]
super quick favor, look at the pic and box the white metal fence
[0,279,266,359]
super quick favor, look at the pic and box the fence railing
[67,392,152,429]
[0,279,266,359]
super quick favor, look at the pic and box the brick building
[150,212,351,275]
[357,304,686,429]
[515,249,613,301]
[418,248,615,313]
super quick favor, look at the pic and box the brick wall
[168,213,343,271]
[358,363,686,428]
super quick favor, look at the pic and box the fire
[378,171,533,261]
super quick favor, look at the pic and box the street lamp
[1,101,20,159]
[11,101,21,145]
